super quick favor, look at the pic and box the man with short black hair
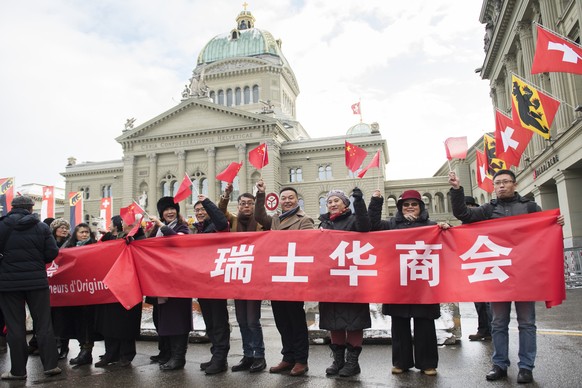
[0,196,61,380]
[448,170,564,384]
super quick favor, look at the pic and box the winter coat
[218,195,264,232]
[0,208,59,292]
[192,198,229,234]
[318,196,372,331]
[368,196,440,319]
[450,187,541,223]
[254,192,314,231]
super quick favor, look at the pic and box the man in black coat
[0,196,61,380]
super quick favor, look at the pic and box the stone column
[538,0,574,133]
[147,153,158,214]
[553,170,582,248]
[531,185,559,211]
[236,143,247,194]
[205,146,216,200]
[516,21,535,79]
[122,155,136,207]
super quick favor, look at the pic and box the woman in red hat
[368,189,449,377]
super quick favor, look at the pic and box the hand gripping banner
[48,210,565,309]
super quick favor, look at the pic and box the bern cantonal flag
[120,201,144,226]
[69,192,83,228]
[475,150,494,193]
[248,143,269,170]
[511,74,560,140]
[357,150,380,178]
[41,186,55,220]
[444,136,468,160]
[494,110,533,168]
[174,173,193,203]
[483,134,506,176]
[351,102,361,115]
[100,197,113,230]
[345,141,368,172]
[532,24,582,75]
[216,162,243,183]
[0,177,15,216]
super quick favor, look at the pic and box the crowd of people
[0,169,564,384]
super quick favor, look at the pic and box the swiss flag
[41,186,55,220]
[216,162,243,183]
[357,150,380,178]
[351,102,361,115]
[532,24,582,74]
[248,143,269,170]
[345,141,368,172]
[100,197,113,230]
[494,110,533,168]
[476,150,494,193]
[174,173,193,203]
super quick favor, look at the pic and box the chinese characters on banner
[48,210,564,309]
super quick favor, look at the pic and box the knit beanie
[326,190,350,207]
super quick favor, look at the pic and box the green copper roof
[197,28,282,65]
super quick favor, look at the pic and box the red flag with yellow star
[345,141,368,172]
[248,143,269,170]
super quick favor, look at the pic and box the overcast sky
[0,0,493,189]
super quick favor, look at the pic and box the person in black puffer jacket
[368,189,449,377]
[318,187,371,378]
[0,195,60,380]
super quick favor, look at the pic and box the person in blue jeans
[448,170,564,384]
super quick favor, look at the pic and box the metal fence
[565,247,582,289]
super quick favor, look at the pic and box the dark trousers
[271,300,309,364]
[198,298,230,362]
[474,302,492,335]
[391,316,438,371]
[0,289,58,376]
[104,337,136,362]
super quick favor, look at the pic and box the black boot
[160,335,188,371]
[151,336,171,364]
[231,356,253,372]
[58,339,69,360]
[338,344,361,377]
[325,344,346,375]
[70,348,93,366]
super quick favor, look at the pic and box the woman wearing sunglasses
[368,189,449,377]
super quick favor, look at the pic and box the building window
[298,198,305,210]
[289,168,303,182]
[244,86,250,104]
[101,185,112,198]
[222,176,240,201]
[235,87,242,105]
[348,169,362,178]
[318,165,332,180]
[218,89,224,105]
[226,88,233,106]
[319,196,326,214]
[161,173,177,197]
[209,90,215,102]
[252,85,259,103]
[79,186,90,200]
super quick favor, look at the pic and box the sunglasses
[402,202,419,207]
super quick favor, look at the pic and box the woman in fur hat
[368,189,449,377]
[146,196,192,371]
[318,187,371,378]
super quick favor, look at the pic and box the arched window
[296,168,303,182]
[226,88,233,106]
[387,196,397,217]
[252,85,259,103]
[251,171,261,196]
[298,198,305,210]
[201,178,208,196]
[435,192,445,213]
[218,89,224,105]
[79,186,90,200]
[161,173,176,197]
[209,91,215,102]
[325,165,333,180]
[244,86,250,104]
[318,166,326,180]
[319,196,327,215]
[235,87,242,105]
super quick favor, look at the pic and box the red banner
[48,210,565,309]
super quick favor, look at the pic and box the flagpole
[511,72,576,110]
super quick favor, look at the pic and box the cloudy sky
[0,0,493,189]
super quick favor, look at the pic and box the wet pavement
[1,289,581,387]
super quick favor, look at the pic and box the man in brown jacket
[254,179,314,376]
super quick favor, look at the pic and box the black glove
[351,187,363,200]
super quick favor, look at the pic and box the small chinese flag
[248,143,269,170]
[345,141,368,172]
[351,102,361,115]
[216,162,243,183]
[120,201,145,226]
[357,150,380,178]
[444,137,468,160]
[173,173,193,203]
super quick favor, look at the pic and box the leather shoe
[69,349,92,366]
[485,365,507,381]
[517,368,533,384]
[269,360,294,373]
[200,360,212,370]
[231,356,253,372]
[58,347,69,360]
[249,357,266,373]
[205,361,228,375]
[469,332,492,341]
[290,363,308,376]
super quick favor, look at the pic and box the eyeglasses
[402,202,419,207]
[493,179,514,186]
[57,226,69,231]
[238,201,254,206]
[194,208,206,213]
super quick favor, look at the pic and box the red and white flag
[357,150,381,178]
[351,102,361,115]
[476,150,494,193]
[532,24,582,75]
[174,173,193,203]
[444,137,468,160]
[100,197,113,230]
[494,110,533,168]
[41,186,55,220]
